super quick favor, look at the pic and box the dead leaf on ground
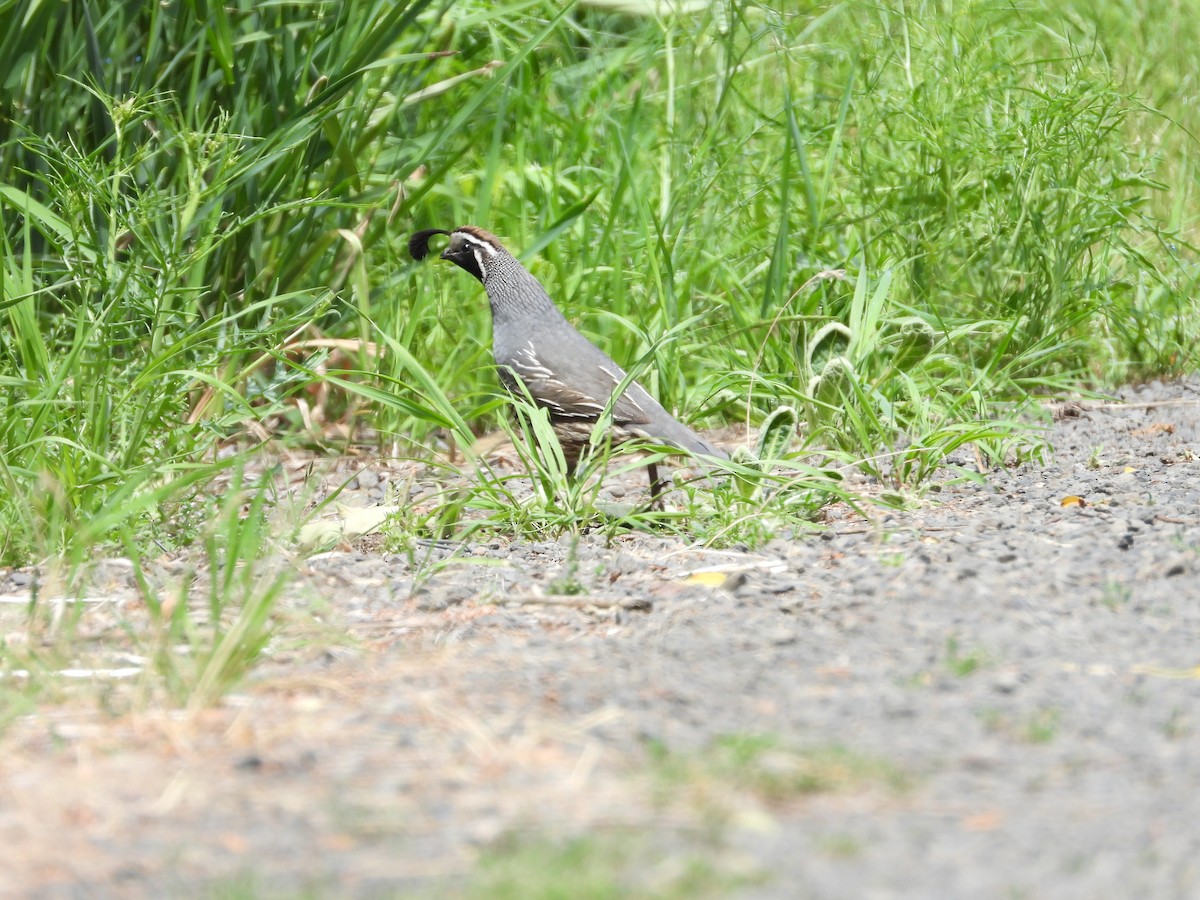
[962,811,1005,831]
[1132,422,1176,437]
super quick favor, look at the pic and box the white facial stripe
[459,233,498,257]
[473,248,488,279]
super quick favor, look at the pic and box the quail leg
[647,461,666,510]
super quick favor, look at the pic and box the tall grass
[401,1,1195,446]
[2,0,1197,569]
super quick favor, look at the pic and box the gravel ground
[2,379,1199,898]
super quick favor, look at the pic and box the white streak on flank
[551,402,602,418]
[598,364,624,384]
[514,345,554,378]
[566,398,605,412]
[599,364,644,413]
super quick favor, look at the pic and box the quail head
[410,225,726,494]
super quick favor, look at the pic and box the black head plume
[409,228,452,261]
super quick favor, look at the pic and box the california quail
[409,225,727,496]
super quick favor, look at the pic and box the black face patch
[443,243,485,281]
[438,231,498,283]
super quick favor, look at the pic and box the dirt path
[3,379,1199,898]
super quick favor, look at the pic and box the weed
[1024,708,1061,744]
[945,637,988,677]
[547,537,588,596]
[468,831,750,900]
[1163,708,1190,740]
[980,706,1062,744]
[1101,581,1132,610]
[650,733,909,807]
[818,834,865,859]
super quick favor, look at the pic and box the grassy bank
[1,0,1197,694]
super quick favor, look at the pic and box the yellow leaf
[1130,664,1200,680]
[681,571,731,587]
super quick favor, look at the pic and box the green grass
[1,467,294,712]
[945,636,990,677]
[648,733,910,808]
[2,0,1199,703]
[465,831,751,900]
[980,706,1062,744]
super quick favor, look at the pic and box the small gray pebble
[779,596,806,614]
[993,670,1021,694]
[412,589,447,612]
